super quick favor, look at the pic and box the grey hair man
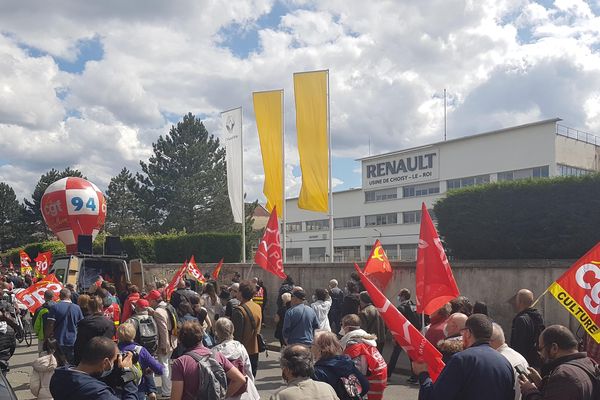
[491,323,528,400]
[270,344,339,400]
[327,279,344,334]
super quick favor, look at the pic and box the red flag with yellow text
[548,242,600,343]
[416,203,460,315]
[363,239,393,291]
[212,258,224,281]
[20,250,32,276]
[254,206,286,279]
[354,264,445,381]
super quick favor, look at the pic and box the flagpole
[327,69,334,262]
[281,89,287,263]
[531,288,548,309]
[241,107,246,263]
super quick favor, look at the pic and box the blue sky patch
[17,36,103,74]
[217,0,289,58]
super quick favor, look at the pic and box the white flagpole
[241,107,246,263]
[281,89,287,263]
[327,70,334,262]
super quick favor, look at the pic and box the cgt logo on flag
[548,242,600,342]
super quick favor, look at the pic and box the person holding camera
[49,336,140,399]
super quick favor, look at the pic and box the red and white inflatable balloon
[41,177,107,254]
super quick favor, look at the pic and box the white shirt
[497,343,529,400]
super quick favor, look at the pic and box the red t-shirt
[172,344,233,400]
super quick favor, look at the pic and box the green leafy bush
[434,174,600,259]
[1,232,241,264]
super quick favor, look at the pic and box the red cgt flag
[354,264,445,381]
[20,250,33,276]
[34,251,52,278]
[15,274,62,314]
[212,258,224,281]
[416,203,460,315]
[363,239,393,291]
[254,206,286,279]
[164,260,188,301]
[187,256,206,283]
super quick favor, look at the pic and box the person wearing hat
[146,289,178,398]
[282,287,320,346]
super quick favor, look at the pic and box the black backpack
[130,315,159,356]
[399,300,422,330]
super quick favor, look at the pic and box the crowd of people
[1,268,600,400]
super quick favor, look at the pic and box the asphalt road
[7,337,420,399]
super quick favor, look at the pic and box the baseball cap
[135,299,150,309]
[145,290,162,302]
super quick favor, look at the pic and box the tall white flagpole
[241,107,246,263]
[281,90,287,263]
[327,70,334,262]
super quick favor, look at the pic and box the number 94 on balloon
[67,190,101,216]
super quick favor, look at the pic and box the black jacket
[511,308,545,368]
[50,366,138,400]
[73,315,116,365]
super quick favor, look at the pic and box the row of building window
[286,244,418,262]
[364,165,552,202]
[557,164,594,177]
[287,209,433,232]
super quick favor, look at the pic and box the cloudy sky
[1,0,600,207]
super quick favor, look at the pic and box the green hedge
[434,174,600,259]
[1,232,241,264]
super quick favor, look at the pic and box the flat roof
[357,118,562,162]
[285,187,362,201]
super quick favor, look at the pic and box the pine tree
[136,112,234,233]
[105,167,147,236]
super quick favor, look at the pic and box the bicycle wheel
[23,319,33,347]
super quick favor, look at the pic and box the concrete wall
[141,259,578,344]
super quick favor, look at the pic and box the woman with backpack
[118,322,164,400]
[170,321,246,400]
[212,318,259,400]
[312,331,369,400]
[340,314,387,400]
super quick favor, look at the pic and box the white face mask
[100,360,114,378]
[443,326,449,338]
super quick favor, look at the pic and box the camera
[515,364,528,377]
[121,347,140,364]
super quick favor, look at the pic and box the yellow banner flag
[293,70,329,213]
[253,90,284,214]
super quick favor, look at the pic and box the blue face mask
[100,360,114,378]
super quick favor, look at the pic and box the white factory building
[283,118,600,263]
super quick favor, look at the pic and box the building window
[403,182,440,198]
[286,222,302,233]
[286,248,303,262]
[309,247,327,262]
[365,213,398,226]
[334,246,361,262]
[306,219,329,231]
[334,216,361,229]
[402,210,421,224]
[365,188,398,202]
[498,166,549,181]
[399,244,417,261]
[447,174,490,190]
[557,164,593,177]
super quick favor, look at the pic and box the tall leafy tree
[136,112,234,233]
[105,167,147,236]
[24,167,85,239]
[0,182,27,251]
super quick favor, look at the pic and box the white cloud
[0,0,599,210]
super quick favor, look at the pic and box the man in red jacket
[121,285,140,323]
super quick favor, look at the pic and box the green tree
[105,167,147,236]
[136,112,234,233]
[0,182,27,251]
[24,167,85,239]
